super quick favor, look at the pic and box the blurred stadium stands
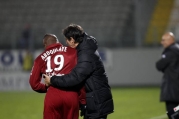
[0,0,168,49]
[167,0,179,39]
[0,0,133,49]
[145,0,174,45]
[1,0,179,49]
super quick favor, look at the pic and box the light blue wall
[105,48,163,86]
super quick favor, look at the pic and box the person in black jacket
[44,24,114,119]
[156,32,179,113]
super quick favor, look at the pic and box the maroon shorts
[44,87,79,119]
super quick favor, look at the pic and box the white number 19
[45,55,64,73]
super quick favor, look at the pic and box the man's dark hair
[62,24,84,43]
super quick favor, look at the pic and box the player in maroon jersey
[29,34,86,119]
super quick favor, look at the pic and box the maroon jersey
[29,43,77,93]
[29,43,86,119]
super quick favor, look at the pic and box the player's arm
[50,55,93,88]
[156,51,175,72]
[29,60,47,93]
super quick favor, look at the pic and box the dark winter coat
[156,43,179,102]
[50,33,114,118]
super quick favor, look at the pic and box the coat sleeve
[50,59,93,88]
[29,60,47,93]
[156,51,176,72]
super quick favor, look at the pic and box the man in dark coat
[44,24,114,119]
[156,32,179,112]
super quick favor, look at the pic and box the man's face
[65,37,77,48]
[161,35,173,48]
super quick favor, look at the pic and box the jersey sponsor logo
[45,71,64,77]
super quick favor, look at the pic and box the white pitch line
[149,114,167,119]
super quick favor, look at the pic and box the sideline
[149,114,167,119]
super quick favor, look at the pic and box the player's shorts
[43,86,79,119]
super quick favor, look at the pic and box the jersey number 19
[45,55,64,73]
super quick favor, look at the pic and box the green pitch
[0,87,168,119]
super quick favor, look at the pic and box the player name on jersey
[41,46,67,60]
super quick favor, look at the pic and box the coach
[44,24,114,119]
[156,32,179,112]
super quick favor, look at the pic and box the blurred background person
[22,49,33,71]
[18,24,32,50]
[156,32,179,113]
[17,24,34,71]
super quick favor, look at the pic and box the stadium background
[0,0,179,119]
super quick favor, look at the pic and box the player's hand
[43,74,51,87]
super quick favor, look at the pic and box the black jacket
[50,33,114,118]
[156,43,179,102]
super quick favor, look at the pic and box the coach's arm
[44,55,93,88]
